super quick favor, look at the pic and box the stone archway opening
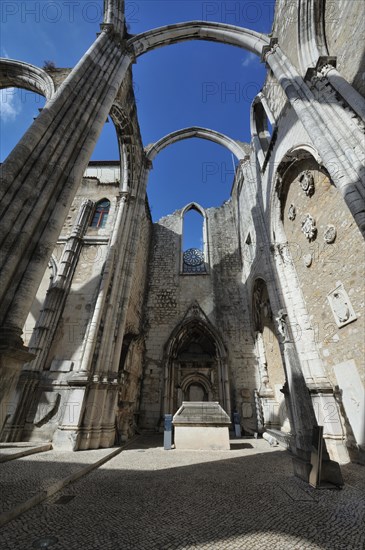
[163,308,230,417]
[170,322,217,413]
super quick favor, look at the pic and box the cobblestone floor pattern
[0,435,364,550]
[0,447,117,515]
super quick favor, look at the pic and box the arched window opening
[251,93,276,169]
[253,101,273,153]
[0,87,46,161]
[182,205,207,274]
[91,117,119,161]
[90,199,110,228]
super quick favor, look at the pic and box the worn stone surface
[0,435,364,549]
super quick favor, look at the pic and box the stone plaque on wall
[327,283,357,328]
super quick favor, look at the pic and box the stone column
[275,310,317,474]
[103,161,151,374]
[0,24,133,420]
[76,191,130,376]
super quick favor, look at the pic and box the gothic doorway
[163,303,230,416]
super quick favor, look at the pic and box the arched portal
[163,304,230,416]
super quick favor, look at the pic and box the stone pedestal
[173,402,231,450]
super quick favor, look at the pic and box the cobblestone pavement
[0,447,119,516]
[0,435,364,550]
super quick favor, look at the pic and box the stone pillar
[105,161,152,373]
[275,310,317,478]
[65,161,151,450]
[0,22,133,422]
[275,310,343,484]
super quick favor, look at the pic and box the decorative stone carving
[324,224,337,244]
[299,170,315,196]
[276,309,290,343]
[327,283,357,328]
[255,332,274,397]
[288,203,296,221]
[301,214,317,241]
[253,280,272,331]
[303,253,312,267]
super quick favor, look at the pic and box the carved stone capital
[261,38,279,65]
[305,56,337,82]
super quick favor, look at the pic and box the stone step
[266,429,292,450]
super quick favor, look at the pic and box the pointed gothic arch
[162,303,230,417]
[181,202,208,274]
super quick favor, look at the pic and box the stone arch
[163,304,230,416]
[109,103,141,193]
[180,373,213,402]
[0,58,55,100]
[129,21,364,232]
[297,0,329,72]
[270,145,326,243]
[181,201,206,218]
[145,126,249,163]
[128,21,270,59]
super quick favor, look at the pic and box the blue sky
[0,1,274,246]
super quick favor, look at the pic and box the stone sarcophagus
[173,402,231,450]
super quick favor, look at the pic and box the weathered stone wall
[207,201,259,429]
[139,201,259,432]
[272,0,300,70]
[43,176,121,371]
[116,201,152,441]
[262,72,288,124]
[124,201,152,336]
[281,161,365,385]
[325,0,365,95]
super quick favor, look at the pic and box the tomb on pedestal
[173,401,231,450]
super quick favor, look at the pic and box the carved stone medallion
[324,224,336,244]
[288,203,296,221]
[299,171,315,197]
[301,214,317,241]
[303,253,312,267]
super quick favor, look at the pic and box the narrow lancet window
[182,205,207,274]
